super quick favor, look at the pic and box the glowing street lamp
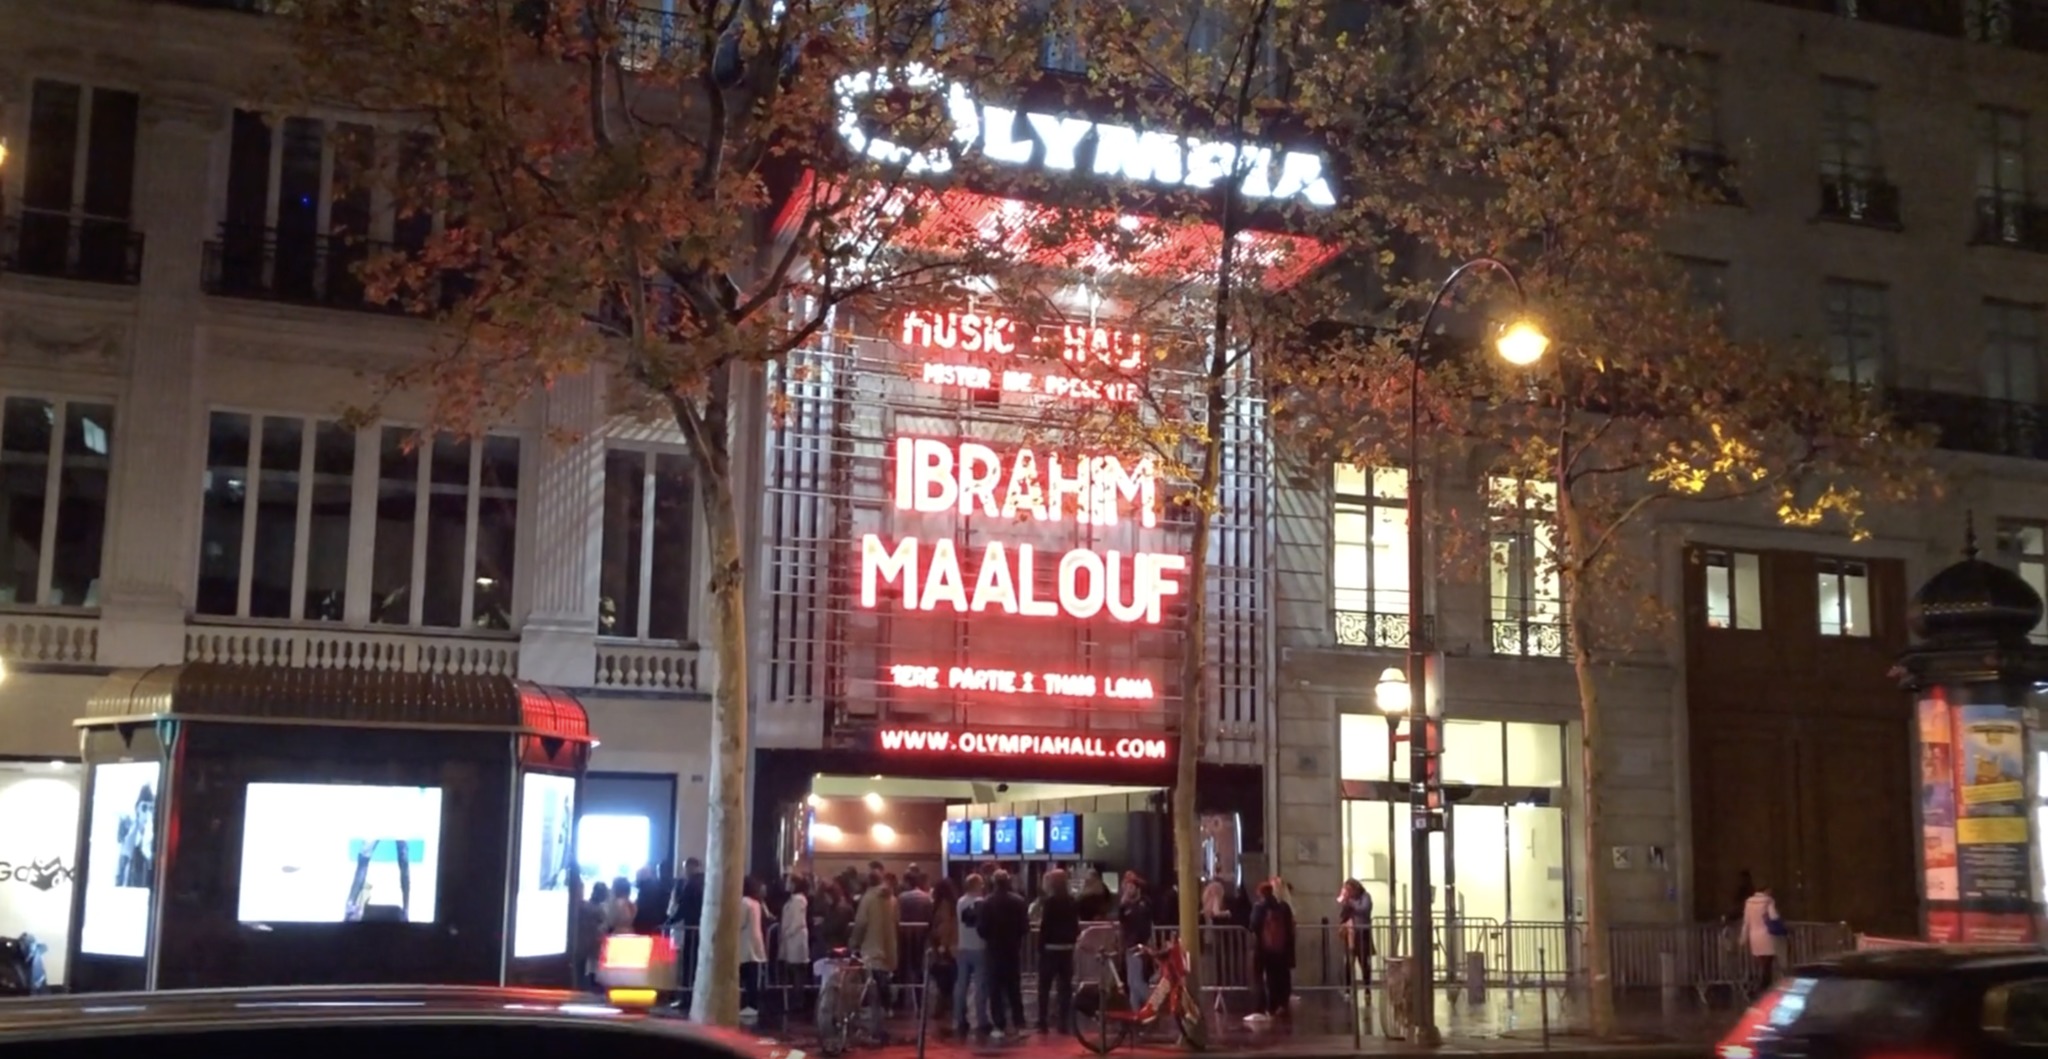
[1394,257,1544,1046]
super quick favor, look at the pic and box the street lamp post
[1378,257,1546,1046]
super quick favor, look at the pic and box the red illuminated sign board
[900,310,1145,371]
[878,727,1176,762]
[860,438,1185,624]
[887,664,1155,703]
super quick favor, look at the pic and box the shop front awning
[77,663,593,742]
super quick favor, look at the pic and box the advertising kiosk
[66,663,592,992]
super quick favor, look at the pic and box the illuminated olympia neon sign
[859,438,1187,624]
[834,64,1338,209]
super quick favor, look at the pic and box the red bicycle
[1072,936,1203,1053]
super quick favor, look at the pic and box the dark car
[1718,946,2048,1059]
[0,984,795,1059]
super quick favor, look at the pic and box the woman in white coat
[1741,887,1783,985]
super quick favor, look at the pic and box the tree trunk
[688,461,749,1027]
[1173,376,1228,1051]
[1556,490,1615,1038]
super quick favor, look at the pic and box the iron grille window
[1331,464,1410,648]
[1487,476,1564,658]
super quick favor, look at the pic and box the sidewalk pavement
[720,987,1739,1058]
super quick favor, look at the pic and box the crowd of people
[573,856,1383,1034]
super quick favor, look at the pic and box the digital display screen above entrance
[969,819,992,856]
[1021,816,1043,856]
[1048,813,1079,856]
[993,818,1020,856]
[944,819,968,856]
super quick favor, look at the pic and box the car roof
[0,984,787,1054]
[1801,945,2048,980]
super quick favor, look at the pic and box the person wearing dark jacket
[1115,874,1154,1011]
[1246,881,1296,1021]
[666,857,706,1010]
[634,863,675,935]
[1036,869,1081,1032]
[976,870,1030,1037]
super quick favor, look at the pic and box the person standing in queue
[976,869,1030,1039]
[1036,868,1080,1034]
[953,874,990,1037]
[1116,873,1154,1012]
[850,866,900,1042]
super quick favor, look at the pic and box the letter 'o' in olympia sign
[833,63,1338,209]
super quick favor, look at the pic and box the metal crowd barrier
[652,913,1855,1040]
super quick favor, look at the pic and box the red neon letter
[861,534,919,609]
[910,438,958,513]
[959,442,1002,517]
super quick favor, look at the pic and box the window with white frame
[1702,549,1763,630]
[1487,476,1563,657]
[599,448,696,641]
[1996,521,2048,643]
[0,395,114,608]
[20,79,140,281]
[1330,463,1409,647]
[197,412,355,621]
[1824,279,1889,386]
[1984,300,2042,404]
[1817,557,1872,638]
[369,427,522,630]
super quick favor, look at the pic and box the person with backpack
[1245,880,1295,1023]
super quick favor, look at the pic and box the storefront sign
[834,64,1337,209]
[887,663,1155,702]
[878,727,1175,762]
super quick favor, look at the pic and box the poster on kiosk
[512,773,577,958]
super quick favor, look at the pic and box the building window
[1824,279,1889,386]
[599,448,696,641]
[1977,108,2035,246]
[1984,301,2042,404]
[1702,549,1763,630]
[1331,464,1410,648]
[196,412,355,621]
[1817,557,1872,638]
[1995,521,2048,643]
[369,427,522,630]
[15,79,141,283]
[1967,0,2015,44]
[1818,79,1896,225]
[0,396,113,608]
[1487,476,1563,657]
[1677,256,1731,326]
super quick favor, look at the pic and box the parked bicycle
[1072,936,1202,1053]
[815,949,883,1056]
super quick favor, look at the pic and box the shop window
[369,427,521,630]
[1817,557,1871,638]
[196,412,355,621]
[1442,720,1505,787]
[599,448,695,641]
[1505,722,1565,788]
[1702,549,1763,630]
[1996,521,2048,643]
[1487,476,1564,657]
[1331,463,1410,647]
[0,395,113,607]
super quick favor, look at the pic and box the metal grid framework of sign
[759,320,1268,763]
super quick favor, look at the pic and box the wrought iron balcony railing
[1887,387,2048,461]
[202,224,468,315]
[1492,617,1566,658]
[2,209,145,285]
[1334,610,1435,651]
[1973,195,2048,252]
[1818,174,1903,228]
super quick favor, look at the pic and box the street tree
[1269,0,1933,1036]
